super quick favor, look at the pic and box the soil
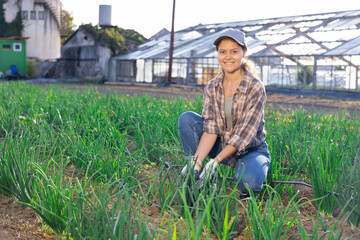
[63,82,360,117]
[1,82,360,239]
[0,195,58,240]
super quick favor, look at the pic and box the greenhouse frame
[109,9,360,91]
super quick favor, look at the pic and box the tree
[0,0,8,35]
[0,0,23,37]
[60,4,76,44]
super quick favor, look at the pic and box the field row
[0,82,359,239]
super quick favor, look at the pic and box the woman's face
[217,39,245,74]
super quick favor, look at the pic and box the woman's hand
[196,158,218,188]
[181,157,202,177]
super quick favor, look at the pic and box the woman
[178,28,270,197]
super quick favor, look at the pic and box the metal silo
[99,5,112,27]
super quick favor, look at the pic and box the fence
[113,55,360,91]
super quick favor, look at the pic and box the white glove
[196,159,218,189]
[181,157,202,177]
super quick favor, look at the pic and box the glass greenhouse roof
[114,9,360,60]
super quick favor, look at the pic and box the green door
[0,38,27,76]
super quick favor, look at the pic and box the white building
[4,0,61,60]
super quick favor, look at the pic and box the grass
[0,81,359,239]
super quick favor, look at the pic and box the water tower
[99,5,113,28]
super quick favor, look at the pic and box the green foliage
[245,186,314,240]
[0,0,24,37]
[60,4,76,44]
[79,24,146,55]
[0,82,359,239]
[0,133,35,202]
[26,60,36,77]
[266,105,360,224]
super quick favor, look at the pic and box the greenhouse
[109,9,360,91]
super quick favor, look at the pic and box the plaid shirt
[202,70,266,167]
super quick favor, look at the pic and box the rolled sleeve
[202,83,220,135]
[227,134,242,149]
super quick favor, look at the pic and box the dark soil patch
[0,195,59,240]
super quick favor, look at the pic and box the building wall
[63,30,96,48]
[58,45,111,79]
[58,30,111,79]
[4,0,61,60]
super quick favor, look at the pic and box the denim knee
[234,171,264,194]
[234,149,270,194]
[178,111,196,128]
[178,111,203,134]
[178,111,203,157]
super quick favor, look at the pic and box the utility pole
[167,0,176,86]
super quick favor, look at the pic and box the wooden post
[312,56,317,90]
[167,0,176,86]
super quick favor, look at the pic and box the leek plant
[0,82,360,239]
[244,185,318,240]
[0,132,35,202]
[295,197,357,239]
[175,164,242,239]
[63,176,151,239]
[19,159,69,233]
[336,154,360,226]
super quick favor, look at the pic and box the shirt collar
[215,73,223,87]
[215,70,251,94]
[238,71,250,94]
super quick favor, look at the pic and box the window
[13,43,22,52]
[30,11,36,20]
[22,11,28,20]
[2,44,11,51]
[38,11,45,20]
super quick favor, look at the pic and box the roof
[113,9,360,60]
[62,27,94,46]
[149,28,170,41]
[0,37,30,40]
[62,25,146,55]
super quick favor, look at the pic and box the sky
[61,0,360,39]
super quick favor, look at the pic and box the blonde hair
[215,57,258,78]
[240,58,257,76]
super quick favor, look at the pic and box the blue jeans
[178,111,271,194]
